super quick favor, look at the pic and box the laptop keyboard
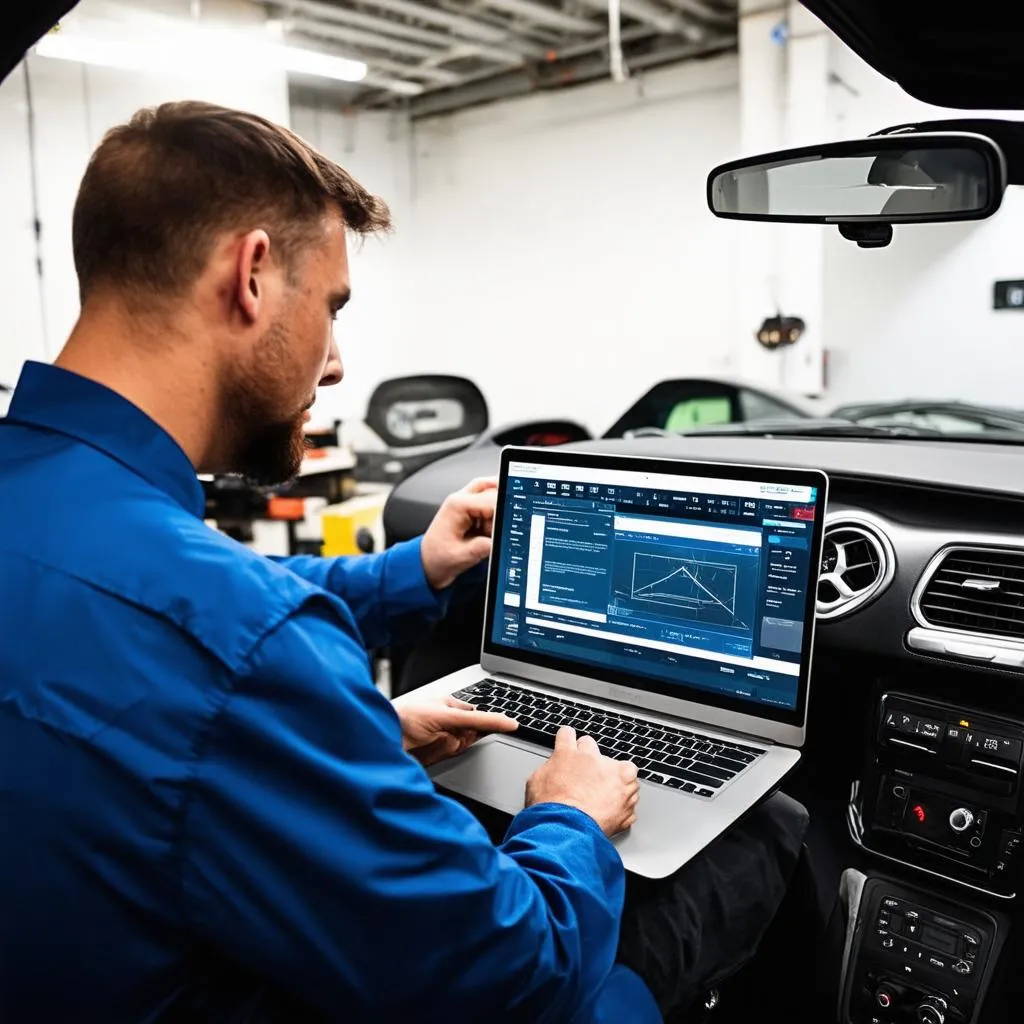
[452,679,766,799]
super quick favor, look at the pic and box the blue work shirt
[0,362,660,1024]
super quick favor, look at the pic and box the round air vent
[817,514,896,620]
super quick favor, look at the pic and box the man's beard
[225,320,311,488]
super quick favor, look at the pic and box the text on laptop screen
[489,460,821,712]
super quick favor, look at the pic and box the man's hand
[396,693,518,767]
[525,727,640,837]
[420,477,497,591]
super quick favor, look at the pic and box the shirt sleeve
[270,537,448,648]
[180,599,626,1023]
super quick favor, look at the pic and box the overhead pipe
[608,0,628,82]
[576,0,703,40]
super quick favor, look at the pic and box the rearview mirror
[707,132,1006,225]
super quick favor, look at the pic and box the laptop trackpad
[431,739,544,817]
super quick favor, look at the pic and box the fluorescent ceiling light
[34,27,368,84]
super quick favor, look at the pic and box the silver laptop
[399,446,828,878]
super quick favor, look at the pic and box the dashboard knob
[875,986,896,1010]
[949,807,975,833]
[917,995,947,1024]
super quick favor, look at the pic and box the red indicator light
[913,804,926,823]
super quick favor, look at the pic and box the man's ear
[235,229,271,325]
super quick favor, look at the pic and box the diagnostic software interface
[490,460,821,712]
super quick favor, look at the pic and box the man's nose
[320,334,343,388]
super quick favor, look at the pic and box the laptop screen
[483,449,827,727]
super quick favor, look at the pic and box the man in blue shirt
[0,101,808,1023]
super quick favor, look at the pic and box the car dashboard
[384,434,1024,1023]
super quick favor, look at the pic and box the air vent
[817,516,895,620]
[916,547,1024,640]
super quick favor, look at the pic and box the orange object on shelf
[266,496,305,521]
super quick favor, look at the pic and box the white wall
[822,41,1024,406]
[399,56,743,435]
[0,70,47,389]
[0,0,289,389]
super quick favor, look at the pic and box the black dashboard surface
[385,436,1024,541]
[385,435,1024,683]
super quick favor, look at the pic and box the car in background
[831,399,1024,436]
[601,377,820,436]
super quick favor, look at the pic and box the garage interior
[4,0,1024,1022]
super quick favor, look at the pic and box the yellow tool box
[320,486,391,556]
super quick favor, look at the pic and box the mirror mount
[838,222,894,249]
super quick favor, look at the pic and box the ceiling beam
[290,16,527,72]
[291,30,461,83]
[398,33,737,118]
[291,16,443,59]
[352,0,537,48]
[281,0,478,47]
[660,0,737,28]
[473,0,598,35]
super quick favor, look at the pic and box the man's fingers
[576,734,600,757]
[623,812,637,830]
[454,486,498,515]
[619,759,639,781]
[554,725,576,752]
[465,535,492,563]
[463,476,498,494]
[445,695,477,711]
[628,789,640,808]
[438,709,518,734]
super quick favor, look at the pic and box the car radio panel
[842,876,1006,1024]
[861,694,1024,897]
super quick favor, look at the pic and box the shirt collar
[6,361,206,519]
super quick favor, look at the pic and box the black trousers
[463,788,809,1021]
[616,791,810,1019]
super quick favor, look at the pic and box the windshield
[4,1,1024,448]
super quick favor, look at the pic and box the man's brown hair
[72,100,390,304]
